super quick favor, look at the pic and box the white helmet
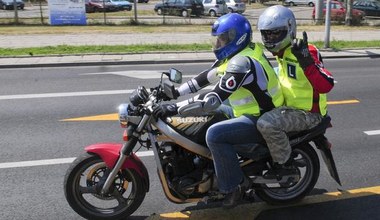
[257,5,296,53]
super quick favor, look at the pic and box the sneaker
[264,160,298,180]
[222,176,251,209]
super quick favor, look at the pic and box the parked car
[110,0,132,11]
[127,0,149,3]
[85,0,119,12]
[284,0,315,7]
[154,0,204,17]
[224,0,245,13]
[312,0,365,22]
[0,0,24,10]
[202,0,228,17]
[353,0,380,17]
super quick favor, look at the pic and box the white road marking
[0,151,154,169]
[81,71,197,79]
[0,90,133,100]
[364,130,380,136]
[0,86,214,101]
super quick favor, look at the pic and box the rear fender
[85,143,150,192]
[313,137,342,186]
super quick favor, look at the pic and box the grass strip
[0,40,379,57]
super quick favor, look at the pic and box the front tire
[64,152,146,220]
[255,144,320,205]
[209,10,216,17]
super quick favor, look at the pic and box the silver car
[284,0,315,7]
[225,0,245,13]
[202,0,228,17]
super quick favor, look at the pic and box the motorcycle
[64,68,341,219]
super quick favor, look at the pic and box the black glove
[153,104,178,119]
[291,31,314,70]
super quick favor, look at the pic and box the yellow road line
[327,99,360,105]
[146,185,380,220]
[60,99,360,122]
[60,113,118,122]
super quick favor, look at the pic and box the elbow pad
[178,93,222,116]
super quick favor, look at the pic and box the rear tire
[64,152,146,220]
[255,144,320,205]
[157,8,162,15]
[181,9,188,17]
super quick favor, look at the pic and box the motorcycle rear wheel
[255,143,320,205]
[64,152,146,220]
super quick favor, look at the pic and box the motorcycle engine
[160,142,210,197]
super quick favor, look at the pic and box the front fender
[85,143,150,192]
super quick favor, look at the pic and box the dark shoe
[264,160,298,180]
[222,176,251,209]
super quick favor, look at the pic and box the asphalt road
[0,57,379,219]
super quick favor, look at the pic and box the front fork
[101,138,138,195]
[101,114,151,195]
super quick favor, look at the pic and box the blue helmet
[211,13,252,61]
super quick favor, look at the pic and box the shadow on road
[147,186,380,219]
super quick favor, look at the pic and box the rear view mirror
[169,68,182,84]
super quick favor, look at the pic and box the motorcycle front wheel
[64,152,146,220]
[255,143,320,205]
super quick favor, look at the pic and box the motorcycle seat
[288,115,332,143]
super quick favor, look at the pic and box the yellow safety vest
[217,43,284,117]
[277,46,327,116]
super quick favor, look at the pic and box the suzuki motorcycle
[64,68,341,220]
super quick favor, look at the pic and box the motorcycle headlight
[118,103,130,128]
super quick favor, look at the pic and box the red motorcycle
[64,68,341,219]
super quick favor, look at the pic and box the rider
[256,5,334,179]
[153,13,284,208]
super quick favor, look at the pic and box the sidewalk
[1,30,380,68]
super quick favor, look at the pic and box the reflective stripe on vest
[277,46,327,116]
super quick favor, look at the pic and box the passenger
[256,5,334,179]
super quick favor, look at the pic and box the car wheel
[289,2,295,6]
[209,10,217,17]
[308,2,314,7]
[2,5,7,10]
[228,7,233,13]
[181,9,188,17]
[157,8,162,15]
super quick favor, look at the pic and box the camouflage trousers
[257,106,322,164]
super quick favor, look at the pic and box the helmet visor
[260,28,288,46]
[212,29,236,51]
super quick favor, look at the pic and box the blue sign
[49,0,87,25]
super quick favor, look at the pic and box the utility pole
[324,0,331,48]
[133,0,137,23]
[345,0,353,26]
[315,0,323,24]
[13,0,19,24]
